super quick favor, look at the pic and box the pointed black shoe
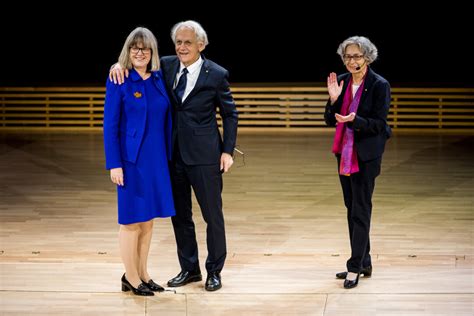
[343,273,360,289]
[167,270,202,287]
[121,274,154,296]
[205,271,222,291]
[142,279,165,292]
[336,265,372,279]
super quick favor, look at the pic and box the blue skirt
[117,78,175,224]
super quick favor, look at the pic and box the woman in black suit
[324,36,391,289]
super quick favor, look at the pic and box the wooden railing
[1,86,473,133]
[389,88,474,132]
[0,87,104,131]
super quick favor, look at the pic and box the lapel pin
[134,91,142,98]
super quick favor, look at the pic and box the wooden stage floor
[0,132,473,315]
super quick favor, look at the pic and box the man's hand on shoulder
[109,63,129,85]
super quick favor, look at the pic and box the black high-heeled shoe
[141,279,165,292]
[336,265,372,279]
[343,272,360,289]
[121,274,154,296]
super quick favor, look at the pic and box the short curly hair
[337,36,378,65]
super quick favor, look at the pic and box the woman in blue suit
[103,27,175,296]
[325,36,391,289]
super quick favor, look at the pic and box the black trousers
[170,147,226,273]
[337,155,381,273]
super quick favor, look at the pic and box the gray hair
[118,27,160,71]
[337,36,378,65]
[170,20,209,47]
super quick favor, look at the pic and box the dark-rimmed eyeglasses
[130,47,151,54]
[234,146,245,168]
[343,54,364,62]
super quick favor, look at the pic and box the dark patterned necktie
[174,68,188,101]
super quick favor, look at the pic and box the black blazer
[324,67,392,162]
[161,55,238,165]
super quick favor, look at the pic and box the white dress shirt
[352,83,361,98]
[174,56,204,102]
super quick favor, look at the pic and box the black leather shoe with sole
[142,279,165,292]
[343,273,360,289]
[121,274,154,296]
[167,270,202,287]
[336,265,372,279]
[205,271,222,291]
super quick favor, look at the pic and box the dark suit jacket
[324,67,392,162]
[160,55,238,165]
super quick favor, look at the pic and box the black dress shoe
[121,274,154,296]
[167,270,202,287]
[336,265,372,279]
[205,271,222,291]
[344,273,360,289]
[142,279,165,292]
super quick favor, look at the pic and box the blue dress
[116,76,175,224]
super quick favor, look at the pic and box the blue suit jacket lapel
[151,71,171,104]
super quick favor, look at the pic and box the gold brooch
[134,91,142,98]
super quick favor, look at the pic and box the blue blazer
[103,69,172,170]
[324,67,392,161]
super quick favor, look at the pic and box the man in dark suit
[110,20,238,291]
[163,20,238,292]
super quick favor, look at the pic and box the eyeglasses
[233,146,246,168]
[130,47,151,54]
[343,54,364,62]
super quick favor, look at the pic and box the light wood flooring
[0,132,473,315]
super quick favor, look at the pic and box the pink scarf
[331,77,365,176]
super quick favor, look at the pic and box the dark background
[1,3,472,87]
